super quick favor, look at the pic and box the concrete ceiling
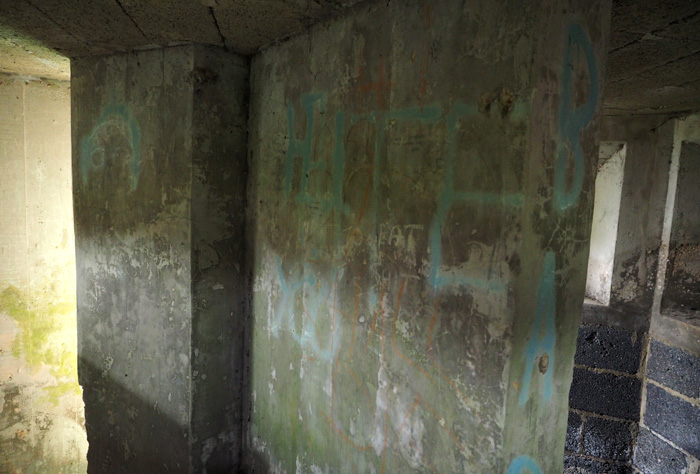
[0,0,362,81]
[0,0,699,115]
[605,0,700,115]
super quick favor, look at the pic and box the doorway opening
[585,141,627,306]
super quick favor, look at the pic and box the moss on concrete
[0,285,80,405]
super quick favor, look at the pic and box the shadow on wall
[78,358,186,473]
[78,354,266,474]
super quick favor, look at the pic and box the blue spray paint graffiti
[519,23,598,405]
[511,22,600,471]
[428,103,524,290]
[275,20,600,473]
[519,251,556,405]
[554,23,599,211]
[273,259,342,361]
[506,455,543,474]
[285,93,324,201]
[285,94,527,294]
[285,94,349,248]
[80,103,141,189]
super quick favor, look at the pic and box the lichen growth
[0,285,80,405]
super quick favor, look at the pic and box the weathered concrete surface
[71,45,249,473]
[634,426,689,474]
[597,115,675,317]
[662,140,700,319]
[4,0,700,113]
[605,0,700,115]
[0,24,70,80]
[585,142,625,305]
[0,74,87,473]
[246,0,609,472]
[190,46,250,473]
[0,0,364,58]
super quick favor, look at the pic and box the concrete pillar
[246,0,610,472]
[71,45,249,473]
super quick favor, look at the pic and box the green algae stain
[0,285,80,405]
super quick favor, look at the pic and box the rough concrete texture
[646,339,699,399]
[643,383,700,459]
[0,0,363,59]
[246,0,610,472]
[633,427,688,474]
[71,45,249,473]
[574,324,643,373]
[650,313,700,359]
[4,0,700,113]
[189,46,250,473]
[662,141,700,320]
[605,0,700,115]
[581,417,634,461]
[0,24,70,80]
[598,115,675,316]
[636,308,700,474]
[569,369,641,420]
[580,302,647,332]
[567,412,583,453]
[563,454,633,474]
[0,74,87,473]
[566,325,641,468]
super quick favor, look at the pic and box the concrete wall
[246,0,609,472]
[71,45,249,473]
[0,73,87,473]
[600,115,675,317]
[662,139,700,318]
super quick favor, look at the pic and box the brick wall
[633,337,700,474]
[565,321,643,473]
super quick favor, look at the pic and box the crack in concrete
[603,107,696,117]
[674,76,700,89]
[608,31,644,55]
[652,9,700,34]
[209,7,228,50]
[25,0,92,50]
[609,9,700,55]
[114,0,148,41]
[607,48,700,84]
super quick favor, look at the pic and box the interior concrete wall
[71,45,249,473]
[189,45,250,473]
[596,115,675,320]
[246,0,609,472]
[662,139,700,320]
[0,73,87,473]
